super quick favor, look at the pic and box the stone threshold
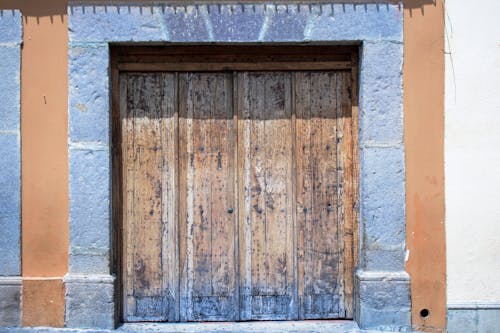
[2,321,411,333]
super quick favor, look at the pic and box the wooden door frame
[111,44,360,323]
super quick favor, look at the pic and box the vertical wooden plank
[178,73,237,321]
[179,72,195,321]
[263,73,294,319]
[124,73,138,320]
[232,72,240,321]
[336,71,354,318]
[206,72,237,321]
[295,72,341,319]
[123,73,176,321]
[351,63,360,282]
[190,73,212,316]
[110,62,123,321]
[294,71,311,320]
[178,73,189,321]
[119,72,130,320]
[239,72,295,320]
[237,72,253,320]
[290,73,299,320]
[160,73,179,321]
[335,72,346,318]
[249,73,267,316]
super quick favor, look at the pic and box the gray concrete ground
[1,321,409,333]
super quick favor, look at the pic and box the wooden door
[294,71,354,319]
[178,73,237,321]
[119,70,354,322]
[121,73,179,322]
[237,72,295,320]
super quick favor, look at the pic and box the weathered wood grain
[119,67,356,322]
[122,73,177,321]
[178,73,237,321]
[295,72,347,319]
[160,73,180,322]
[339,71,355,319]
[238,72,295,320]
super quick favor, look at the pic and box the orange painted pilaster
[0,0,69,327]
[404,1,446,332]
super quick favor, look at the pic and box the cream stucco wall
[445,0,500,304]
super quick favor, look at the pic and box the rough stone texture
[307,4,402,42]
[69,44,110,144]
[355,272,411,331]
[67,2,406,330]
[0,279,22,327]
[359,41,404,144]
[448,306,500,333]
[69,148,111,274]
[0,135,21,276]
[0,10,22,44]
[208,4,265,41]
[69,6,165,42]
[0,9,21,289]
[0,47,21,132]
[163,6,210,41]
[264,5,308,41]
[65,277,115,329]
[68,3,402,43]
[360,146,406,271]
[2,321,405,333]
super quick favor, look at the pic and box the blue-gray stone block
[264,5,308,41]
[69,6,166,42]
[360,146,405,271]
[0,134,20,276]
[477,308,500,333]
[448,309,478,333]
[364,249,405,272]
[358,278,410,311]
[447,307,500,333]
[65,280,114,329]
[360,146,405,228]
[0,215,21,276]
[69,148,111,274]
[355,273,410,331]
[163,5,209,42]
[308,3,402,42]
[0,10,22,44]
[358,307,411,331]
[359,41,403,144]
[69,44,110,143]
[0,47,21,132]
[69,249,110,275]
[208,4,265,41]
[0,282,21,326]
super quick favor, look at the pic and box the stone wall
[0,9,22,327]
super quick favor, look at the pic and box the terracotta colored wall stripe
[20,1,68,279]
[404,1,446,332]
[0,0,69,327]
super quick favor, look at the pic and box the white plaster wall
[445,0,500,304]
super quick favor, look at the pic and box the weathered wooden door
[119,70,354,322]
[177,73,238,321]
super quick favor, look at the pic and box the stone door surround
[66,1,409,330]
